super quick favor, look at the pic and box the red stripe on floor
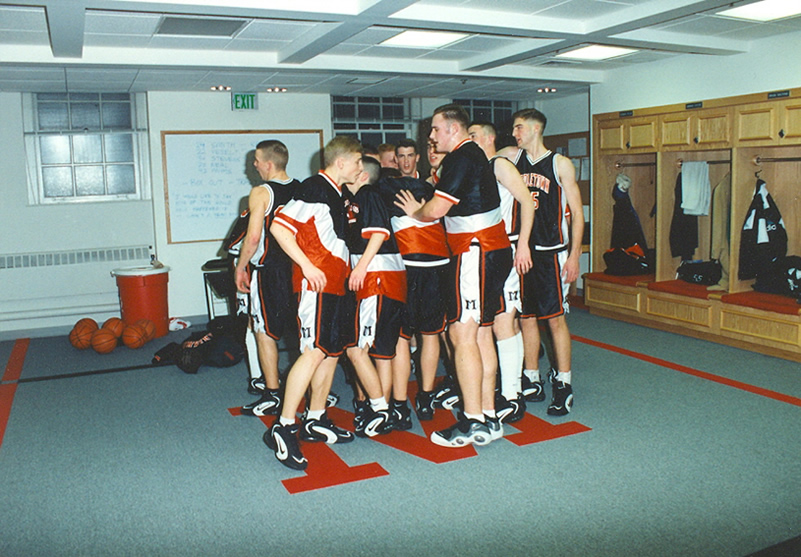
[0,383,18,449]
[3,338,29,382]
[573,334,801,408]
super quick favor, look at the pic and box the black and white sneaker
[247,377,265,395]
[263,422,307,471]
[390,399,412,431]
[301,413,354,444]
[548,368,558,385]
[415,390,435,421]
[241,389,281,416]
[547,381,573,416]
[354,406,391,438]
[430,418,491,447]
[521,374,545,402]
[485,415,504,442]
[432,377,460,410]
[326,391,340,408]
[495,393,526,424]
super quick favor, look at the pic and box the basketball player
[233,140,299,417]
[343,156,407,432]
[468,122,535,422]
[395,104,512,447]
[264,136,364,471]
[378,143,398,169]
[395,138,421,178]
[499,108,583,416]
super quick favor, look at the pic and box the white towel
[680,161,710,216]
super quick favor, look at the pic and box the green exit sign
[231,93,258,111]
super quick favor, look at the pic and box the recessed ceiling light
[381,30,468,49]
[210,85,231,91]
[717,0,801,22]
[537,87,557,93]
[556,44,637,61]
[266,87,287,93]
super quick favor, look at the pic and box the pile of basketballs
[69,317,156,354]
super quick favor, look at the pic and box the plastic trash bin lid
[111,265,170,276]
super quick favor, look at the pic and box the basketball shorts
[344,294,405,359]
[296,289,350,357]
[402,264,448,336]
[447,243,513,327]
[235,291,249,317]
[250,263,295,340]
[500,241,522,314]
[521,249,570,320]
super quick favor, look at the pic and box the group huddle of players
[229,104,584,471]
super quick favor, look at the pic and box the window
[332,96,412,146]
[454,99,516,125]
[23,93,150,204]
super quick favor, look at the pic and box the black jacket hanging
[669,172,698,260]
[610,181,648,252]
[738,179,787,280]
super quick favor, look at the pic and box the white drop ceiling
[0,0,799,99]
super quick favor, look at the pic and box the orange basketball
[74,317,99,332]
[102,317,125,338]
[91,328,118,354]
[122,324,147,349]
[69,325,93,350]
[135,319,155,342]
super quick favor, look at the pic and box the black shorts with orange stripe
[296,290,351,357]
[343,293,405,359]
[520,249,570,320]
[250,263,296,340]
[447,244,513,326]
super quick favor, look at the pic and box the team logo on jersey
[464,299,477,310]
[521,173,550,193]
[362,325,373,337]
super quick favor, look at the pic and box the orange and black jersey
[376,175,450,267]
[434,139,509,255]
[273,172,350,296]
[511,149,569,252]
[250,179,300,267]
[344,184,406,302]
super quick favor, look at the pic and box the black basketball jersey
[511,149,569,251]
[251,178,301,267]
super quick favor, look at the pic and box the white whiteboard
[162,130,324,244]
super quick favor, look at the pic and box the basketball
[91,328,118,354]
[122,324,148,349]
[102,317,125,338]
[74,317,99,332]
[69,326,93,350]
[135,319,156,342]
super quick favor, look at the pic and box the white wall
[0,92,155,334]
[591,31,801,115]
[538,92,590,135]
[147,91,332,323]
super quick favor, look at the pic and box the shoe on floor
[547,381,573,416]
[430,418,491,447]
[415,389,435,421]
[485,415,504,442]
[300,413,354,444]
[241,389,281,416]
[247,377,265,395]
[263,421,307,471]
[432,377,460,410]
[390,399,413,431]
[521,374,545,403]
[354,406,391,438]
[495,393,526,424]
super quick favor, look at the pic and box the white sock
[484,409,496,418]
[306,408,324,421]
[279,416,295,426]
[556,370,572,384]
[245,329,261,380]
[497,333,523,399]
[464,412,484,422]
[524,368,540,383]
[370,397,388,411]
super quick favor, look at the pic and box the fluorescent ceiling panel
[556,44,637,60]
[381,30,468,48]
[717,0,801,22]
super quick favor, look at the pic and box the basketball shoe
[263,422,307,471]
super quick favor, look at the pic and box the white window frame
[22,92,151,205]
[331,96,413,144]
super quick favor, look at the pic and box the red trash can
[111,265,171,338]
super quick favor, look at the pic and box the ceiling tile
[0,5,46,32]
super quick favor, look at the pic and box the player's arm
[270,220,327,292]
[394,190,452,222]
[494,157,534,275]
[557,154,584,284]
[348,232,386,292]
[497,145,518,161]
[234,187,270,293]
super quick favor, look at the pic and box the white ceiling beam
[44,1,87,58]
[460,39,577,72]
[607,29,746,56]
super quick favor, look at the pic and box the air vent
[0,246,151,270]
[156,16,246,37]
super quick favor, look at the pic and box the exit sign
[231,93,257,111]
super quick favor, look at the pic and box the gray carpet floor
[1,310,799,556]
